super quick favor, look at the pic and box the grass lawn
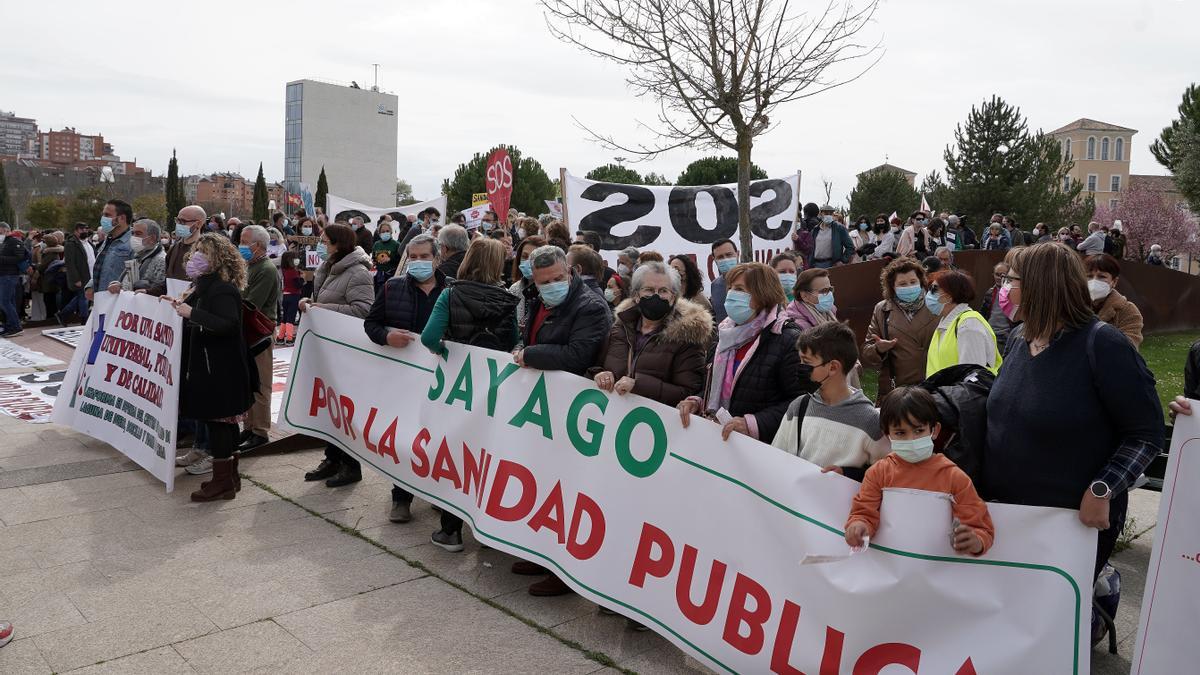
[859,331,1197,419]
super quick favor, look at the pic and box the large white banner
[51,291,181,491]
[280,308,1095,674]
[1132,407,1200,673]
[325,194,449,232]
[564,172,800,285]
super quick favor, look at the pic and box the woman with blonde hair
[421,237,520,551]
[984,242,1162,596]
[677,262,804,443]
[169,233,256,502]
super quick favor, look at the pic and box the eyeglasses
[1000,274,1021,285]
[805,286,835,296]
[175,217,199,225]
[638,287,675,300]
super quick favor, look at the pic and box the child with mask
[770,322,890,480]
[844,386,994,555]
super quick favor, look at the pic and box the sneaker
[0,620,12,648]
[185,455,213,475]
[0,329,22,338]
[431,530,464,552]
[176,448,205,467]
[54,311,66,327]
[627,618,650,632]
[388,501,412,523]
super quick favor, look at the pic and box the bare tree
[821,177,834,206]
[543,0,882,258]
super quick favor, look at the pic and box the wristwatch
[1089,480,1112,499]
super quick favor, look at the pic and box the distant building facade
[284,79,399,207]
[191,172,286,217]
[1049,118,1136,211]
[0,111,38,157]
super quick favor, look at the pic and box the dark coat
[63,233,91,288]
[593,298,712,406]
[438,250,466,279]
[705,320,806,443]
[0,236,27,276]
[522,274,613,375]
[179,274,256,420]
[363,270,448,345]
[445,280,520,351]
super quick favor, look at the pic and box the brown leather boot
[191,458,236,502]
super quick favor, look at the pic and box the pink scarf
[707,306,787,413]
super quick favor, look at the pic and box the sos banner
[1132,407,1200,673]
[564,172,800,285]
[51,291,182,491]
[486,148,514,224]
[325,194,449,232]
[280,308,1095,674]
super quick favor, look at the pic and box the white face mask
[891,435,935,463]
[129,236,145,253]
[1087,278,1112,301]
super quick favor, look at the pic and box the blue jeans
[61,286,90,322]
[0,275,21,333]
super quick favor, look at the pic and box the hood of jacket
[615,297,713,347]
[329,246,371,276]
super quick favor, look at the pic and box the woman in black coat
[169,233,256,502]
[677,262,805,444]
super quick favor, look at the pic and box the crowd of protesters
[0,197,1175,648]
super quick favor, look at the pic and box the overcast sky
[3,0,1195,207]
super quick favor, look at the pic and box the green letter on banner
[445,353,474,411]
[487,358,520,417]
[427,364,445,401]
[614,407,667,478]
[567,389,608,457]
[508,375,553,439]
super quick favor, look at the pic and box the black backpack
[916,364,995,485]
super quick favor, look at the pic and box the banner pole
[559,167,570,228]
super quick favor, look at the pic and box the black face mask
[797,361,830,392]
[638,294,673,321]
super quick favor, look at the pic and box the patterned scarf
[708,306,786,413]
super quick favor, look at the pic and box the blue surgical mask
[175,223,191,238]
[778,273,796,300]
[724,290,755,325]
[538,280,570,307]
[238,245,253,261]
[822,215,833,224]
[891,435,935,463]
[924,289,944,315]
[604,288,615,303]
[99,216,114,233]
[895,285,923,303]
[407,259,434,281]
[816,292,835,313]
[715,257,737,276]
[315,243,328,257]
[380,232,392,241]
[519,260,533,279]
[302,227,313,236]
[859,222,869,231]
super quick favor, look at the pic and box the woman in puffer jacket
[299,224,376,488]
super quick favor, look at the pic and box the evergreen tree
[1151,83,1200,172]
[315,167,329,212]
[676,156,766,186]
[847,169,919,220]
[585,163,644,184]
[943,96,1081,227]
[26,196,64,230]
[1173,125,1200,211]
[642,172,669,186]
[0,162,15,225]
[440,146,555,214]
[252,163,269,221]
[164,149,185,222]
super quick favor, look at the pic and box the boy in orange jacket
[845,386,994,555]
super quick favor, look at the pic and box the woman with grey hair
[592,261,712,405]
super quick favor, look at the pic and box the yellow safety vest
[926,309,1002,378]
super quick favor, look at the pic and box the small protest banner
[42,327,85,349]
[460,202,492,228]
[486,148,514,223]
[0,370,63,423]
[472,192,489,207]
[0,338,62,370]
[545,199,563,219]
[1132,406,1200,673]
[51,291,182,491]
[279,308,1096,674]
